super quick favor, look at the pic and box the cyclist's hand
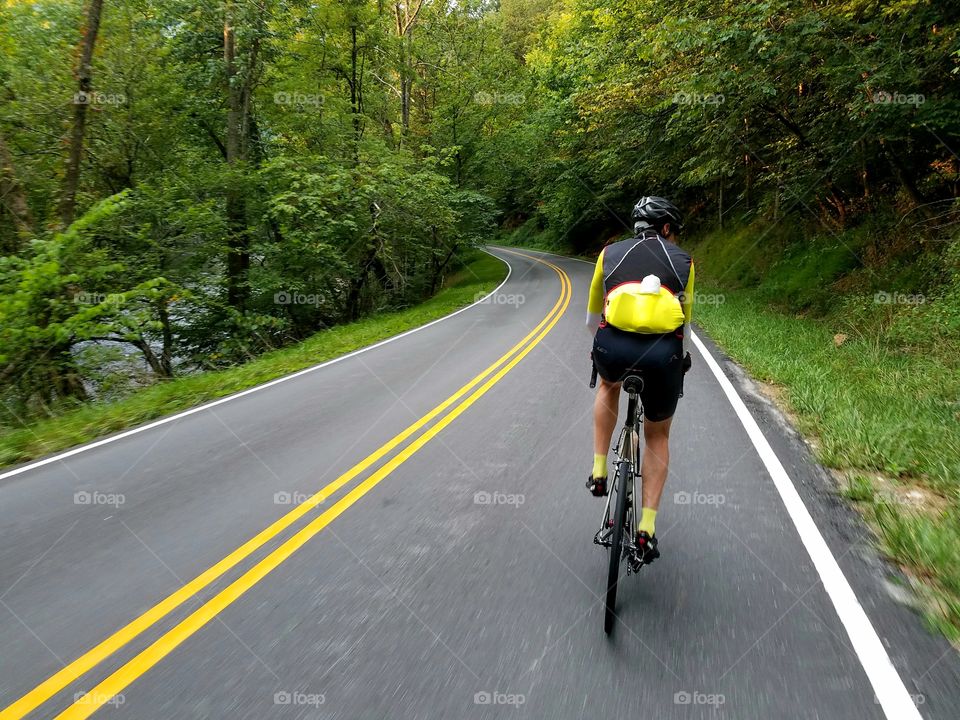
[682,352,692,374]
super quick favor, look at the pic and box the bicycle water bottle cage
[622,375,643,395]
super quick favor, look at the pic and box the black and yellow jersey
[587,230,694,335]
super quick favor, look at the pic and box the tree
[59,0,105,228]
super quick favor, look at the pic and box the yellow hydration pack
[604,275,684,333]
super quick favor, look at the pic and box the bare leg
[593,378,621,462]
[640,416,672,510]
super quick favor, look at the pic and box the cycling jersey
[587,231,695,350]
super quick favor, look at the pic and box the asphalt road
[1,248,958,720]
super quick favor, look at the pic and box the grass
[0,251,507,470]
[691,214,960,640]
[839,473,876,503]
[873,502,960,640]
[695,291,960,488]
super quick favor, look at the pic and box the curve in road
[1,248,957,720]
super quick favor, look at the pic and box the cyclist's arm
[586,248,605,336]
[681,261,695,357]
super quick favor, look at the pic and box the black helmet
[632,196,683,234]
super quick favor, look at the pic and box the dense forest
[0,0,957,423]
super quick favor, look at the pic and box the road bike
[590,363,647,635]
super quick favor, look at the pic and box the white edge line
[544,243,919,716]
[0,249,513,481]
[691,330,922,720]
[516,243,913,713]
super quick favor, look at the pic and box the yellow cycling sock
[592,454,607,479]
[638,508,657,536]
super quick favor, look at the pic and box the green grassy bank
[691,223,960,640]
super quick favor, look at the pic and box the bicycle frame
[594,381,643,561]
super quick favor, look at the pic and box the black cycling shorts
[592,324,684,422]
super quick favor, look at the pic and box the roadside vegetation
[692,225,960,640]
[0,252,505,469]
[1,0,520,433]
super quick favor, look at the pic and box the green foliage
[885,236,960,347]
[0,193,174,416]
[0,251,506,467]
[487,0,959,248]
[0,0,514,419]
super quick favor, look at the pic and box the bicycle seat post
[622,374,643,431]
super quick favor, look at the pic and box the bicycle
[590,362,647,635]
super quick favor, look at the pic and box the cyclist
[585,196,694,565]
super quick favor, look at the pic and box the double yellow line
[1,250,570,720]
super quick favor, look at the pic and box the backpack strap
[657,237,685,288]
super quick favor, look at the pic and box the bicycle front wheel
[604,459,632,635]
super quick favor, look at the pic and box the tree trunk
[51,345,89,402]
[58,0,105,229]
[400,30,412,136]
[158,298,173,377]
[882,140,927,213]
[394,1,423,140]
[452,111,463,187]
[350,23,363,161]
[429,240,457,295]
[347,204,383,320]
[224,1,249,309]
[717,180,723,229]
[0,131,33,247]
[346,243,377,321]
[131,338,166,377]
[743,117,751,210]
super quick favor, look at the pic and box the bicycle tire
[604,459,632,635]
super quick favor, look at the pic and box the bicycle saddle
[622,375,643,394]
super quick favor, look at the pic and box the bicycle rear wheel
[604,459,632,635]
